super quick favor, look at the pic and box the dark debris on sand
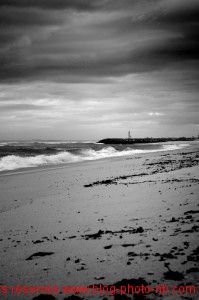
[81,227,144,240]
[84,174,148,187]
[84,150,199,188]
[88,278,149,299]
[114,278,149,299]
[186,267,199,273]
[184,210,199,215]
[63,296,83,300]
[163,263,184,281]
[32,295,57,300]
[187,246,199,262]
[26,252,54,260]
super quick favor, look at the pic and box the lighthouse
[128,131,131,139]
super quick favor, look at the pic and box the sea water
[0,140,189,172]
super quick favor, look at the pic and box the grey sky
[0,0,199,139]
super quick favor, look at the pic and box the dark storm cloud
[0,7,60,28]
[0,0,149,11]
[0,0,199,83]
[0,0,102,10]
[156,2,199,25]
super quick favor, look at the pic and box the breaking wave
[0,144,189,172]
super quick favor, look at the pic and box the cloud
[0,0,102,11]
[148,112,165,116]
[0,0,198,83]
[0,0,198,139]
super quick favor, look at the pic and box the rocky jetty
[98,137,195,144]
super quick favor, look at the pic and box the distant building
[128,131,131,139]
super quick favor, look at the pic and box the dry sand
[0,141,199,300]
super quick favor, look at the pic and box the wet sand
[0,142,199,300]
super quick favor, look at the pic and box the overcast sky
[0,0,199,140]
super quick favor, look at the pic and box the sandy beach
[0,141,199,300]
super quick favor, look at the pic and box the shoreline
[0,140,197,176]
[0,143,198,299]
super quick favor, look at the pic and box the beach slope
[0,142,199,300]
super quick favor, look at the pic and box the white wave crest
[0,152,82,172]
[0,143,189,172]
[0,142,9,146]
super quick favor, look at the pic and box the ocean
[0,140,189,172]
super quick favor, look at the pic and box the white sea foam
[0,144,189,172]
[0,152,82,172]
[162,144,189,150]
